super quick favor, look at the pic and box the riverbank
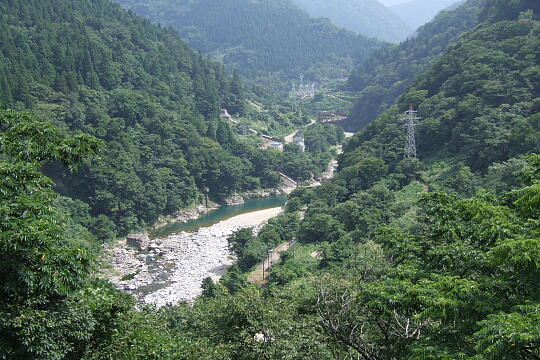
[150,188,285,230]
[103,206,284,307]
[152,202,220,230]
[103,151,339,306]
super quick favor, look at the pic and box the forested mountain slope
[390,0,460,29]
[290,0,412,43]
[345,0,540,170]
[0,0,281,237]
[114,0,382,83]
[2,0,540,359]
[346,0,485,130]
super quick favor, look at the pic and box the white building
[269,141,284,151]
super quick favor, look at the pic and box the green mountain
[345,0,540,171]
[2,0,540,359]
[346,0,485,130]
[0,0,285,237]
[114,0,382,84]
[290,0,412,43]
[390,0,460,30]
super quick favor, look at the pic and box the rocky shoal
[103,207,283,307]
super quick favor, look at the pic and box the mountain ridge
[290,0,412,42]
[114,0,383,85]
[346,0,485,130]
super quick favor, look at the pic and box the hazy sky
[378,0,411,6]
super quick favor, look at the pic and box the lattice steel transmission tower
[402,105,420,158]
[290,75,315,100]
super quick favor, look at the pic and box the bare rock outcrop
[126,232,150,251]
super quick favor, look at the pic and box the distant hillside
[290,0,412,43]
[346,0,484,130]
[390,0,459,30]
[115,0,382,84]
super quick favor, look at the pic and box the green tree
[336,157,388,194]
[227,228,255,257]
[0,111,100,359]
[299,213,345,244]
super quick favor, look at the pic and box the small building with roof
[292,132,305,152]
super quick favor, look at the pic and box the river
[105,196,288,307]
[151,195,288,238]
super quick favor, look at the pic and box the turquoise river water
[150,195,288,238]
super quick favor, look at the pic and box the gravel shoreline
[104,207,284,307]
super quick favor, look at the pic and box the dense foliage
[0,0,288,237]
[481,0,540,22]
[193,154,538,359]
[0,110,205,360]
[0,110,99,359]
[277,156,539,359]
[346,0,484,130]
[114,0,382,84]
[290,0,411,43]
[2,0,540,359]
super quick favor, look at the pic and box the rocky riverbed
[103,207,283,307]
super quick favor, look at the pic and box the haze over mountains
[389,0,461,29]
[116,0,381,85]
[114,0,471,89]
[289,0,466,40]
[290,0,412,42]
[378,0,410,5]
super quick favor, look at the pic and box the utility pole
[290,83,296,99]
[402,105,420,158]
[266,245,273,283]
[203,187,210,208]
